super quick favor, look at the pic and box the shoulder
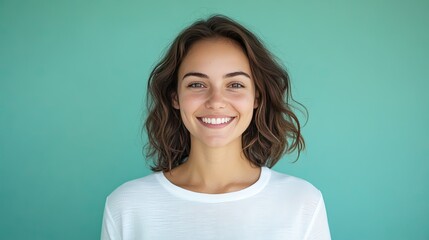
[265,168,323,202]
[105,172,161,210]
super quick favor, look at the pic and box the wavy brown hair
[144,15,306,172]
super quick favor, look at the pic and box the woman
[101,15,331,240]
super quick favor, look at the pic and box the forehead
[178,37,250,75]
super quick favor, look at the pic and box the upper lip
[197,115,236,118]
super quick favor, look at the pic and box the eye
[187,82,206,88]
[229,82,245,88]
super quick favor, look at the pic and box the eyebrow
[182,71,251,80]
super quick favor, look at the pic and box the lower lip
[197,118,235,128]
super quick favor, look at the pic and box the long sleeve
[100,198,121,240]
[304,195,331,240]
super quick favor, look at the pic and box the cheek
[229,93,256,110]
[179,93,204,112]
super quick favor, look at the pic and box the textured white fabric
[101,167,331,240]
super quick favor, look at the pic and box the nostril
[205,95,226,109]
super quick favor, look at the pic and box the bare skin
[164,148,261,194]
[164,37,262,194]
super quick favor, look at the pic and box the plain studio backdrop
[1,0,428,239]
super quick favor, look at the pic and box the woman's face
[174,37,258,149]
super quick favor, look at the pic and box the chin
[197,136,242,149]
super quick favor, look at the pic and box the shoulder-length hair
[144,15,305,172]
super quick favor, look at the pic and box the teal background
[1,0,428,239]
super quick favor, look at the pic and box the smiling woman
[101,15,331,240]
[173,37,257,149]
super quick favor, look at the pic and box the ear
[253,91,259,109]
[172,92,180,109]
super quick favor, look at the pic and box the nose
[205,88,226,109]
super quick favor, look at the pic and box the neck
[165,140,261,194]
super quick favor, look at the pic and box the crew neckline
[155,167,271,203]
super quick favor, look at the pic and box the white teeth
[201,117,232,125]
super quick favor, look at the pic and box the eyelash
[186,82,245,89]
[187,82,206,88]
[229,82,244,88]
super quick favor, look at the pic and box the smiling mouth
[198,117,235,125]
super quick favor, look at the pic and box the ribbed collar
[156,167,271,203]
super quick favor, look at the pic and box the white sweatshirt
[101,167,331,240]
